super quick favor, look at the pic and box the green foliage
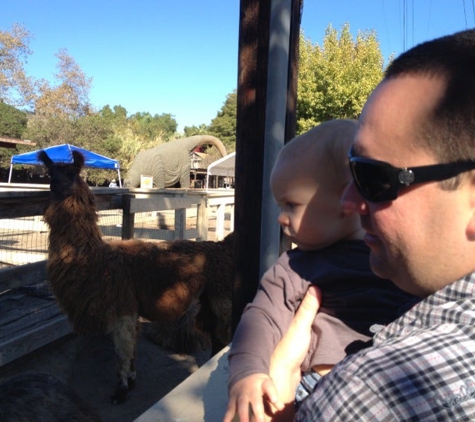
[297,24,385,133]
[99,106,177,170]
[99,104,127,127]
[207,90,237,151]
[183,123,208,137]
[23,115,76,148]
[195,24,385,145]
[0,102,28,138]
[128,111,177,141]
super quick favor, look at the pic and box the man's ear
[465,172,475,240]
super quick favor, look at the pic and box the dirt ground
[0,321,212,422]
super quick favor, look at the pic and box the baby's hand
[223,373,283,422]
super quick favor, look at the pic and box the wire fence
[0,207,232,269]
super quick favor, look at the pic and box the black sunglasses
[348,147,475,202]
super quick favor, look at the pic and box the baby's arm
[226,260,305,421]
[224,373,283,422]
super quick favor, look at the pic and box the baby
[224,119,419,421]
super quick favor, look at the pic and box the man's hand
[267,286,322,421]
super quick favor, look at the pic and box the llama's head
[38,150,85,199]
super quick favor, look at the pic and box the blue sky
[2,1,474,131]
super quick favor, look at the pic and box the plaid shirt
[295,273,475,421]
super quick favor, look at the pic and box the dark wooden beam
[233,0,301,333]
[0,137,36,149]
[233,0,270,333]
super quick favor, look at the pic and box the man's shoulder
[297,319,475,421]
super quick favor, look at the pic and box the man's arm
[267,286,322,421]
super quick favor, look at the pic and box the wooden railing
[0,185,234,367]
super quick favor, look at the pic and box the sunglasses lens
[350,160,396,202]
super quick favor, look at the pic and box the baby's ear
[466,172,475,241]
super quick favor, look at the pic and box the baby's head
[270,119,362,250]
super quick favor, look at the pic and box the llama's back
[155,233,234,310]
[108,238,209,323]
[145,233,235,353]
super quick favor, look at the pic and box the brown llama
[38,150,233,404]
[0,372,101,421]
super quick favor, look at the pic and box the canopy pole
[7,163,13,183]
[117,169,122,188]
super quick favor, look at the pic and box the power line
[403,0,406,50]
[411,0,414,48]
[463,0,468,27]
[426,0,433,38]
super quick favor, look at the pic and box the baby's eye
[280,202,295,212]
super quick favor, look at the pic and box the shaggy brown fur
[39,150,233,404]
[0,372,101,421]
[145,233,234,355]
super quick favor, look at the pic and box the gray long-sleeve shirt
[228,240,419,388]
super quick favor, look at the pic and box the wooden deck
[135,346,232,422]
[0,262,71,366]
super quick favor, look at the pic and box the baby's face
[271,162,358,251]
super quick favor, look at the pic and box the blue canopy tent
[8,144,122,187]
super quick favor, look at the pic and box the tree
[0,102,28,138]
[128,111,177,141]
[0,24,35,108]
[99,104,128,127]
[25,49,93,149]
[207,90,237,151]
[183,123,208,137]
[297,24,385,133]
[34,49,92,118]
[203,24,385,145]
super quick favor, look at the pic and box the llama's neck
[45,191,104,255]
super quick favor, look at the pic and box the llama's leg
[197,296,225,356]
[110,314,138,404]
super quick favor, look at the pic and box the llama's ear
[38,151,53,168]
[72,151,85,169]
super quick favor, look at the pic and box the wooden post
[121,194,135,240]
[233,0,270,333]
[197,195,208,241]
[215,203,225,240]
[174,208,186,240]
[233,0,301,333]
[173,192,186,240]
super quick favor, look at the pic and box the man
[268,29,475,421]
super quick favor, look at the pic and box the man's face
[342,74,475,296]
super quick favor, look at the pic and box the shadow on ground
[0,321,211,422]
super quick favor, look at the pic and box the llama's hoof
[128,377,136,390]
[110,385,129,405]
